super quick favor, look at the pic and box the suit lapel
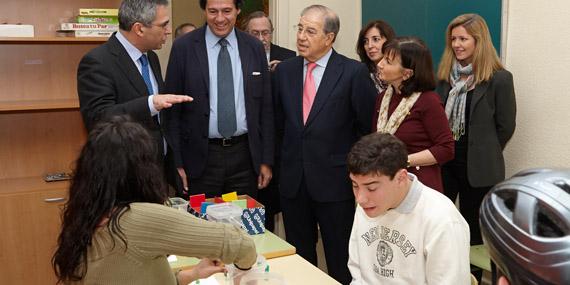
[108,34,148,96]
[270,43,277,61]
[305,50,342,127]
[470,81,489,117]
[236,30,251,94]
[291,57,305,129]
[193,27,210,90]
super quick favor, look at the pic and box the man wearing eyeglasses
[272,5,377,284]
[77,0,192,187]
[242,11,295,71]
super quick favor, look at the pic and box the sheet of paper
[189,276,221,285]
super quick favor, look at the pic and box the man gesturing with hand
[78,0,192,189]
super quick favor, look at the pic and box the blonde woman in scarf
[436,14,516,248]
[372,36,454,193]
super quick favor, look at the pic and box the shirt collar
[303,48,333,68]
[393,173,422,214]
[205,25,238,49]
[115,31,144,63]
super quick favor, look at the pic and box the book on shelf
[77,16,118,24]
[79,8,119,16]
[60,23,119,31]
[0,24,34,37]
[74,30,113,38]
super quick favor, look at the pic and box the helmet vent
[496,189,516,212]
[536,206,568,237]
[552,179,570,195]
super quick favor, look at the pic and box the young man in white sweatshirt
[346,133,471,285]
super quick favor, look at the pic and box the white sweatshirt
[348,174,471,285]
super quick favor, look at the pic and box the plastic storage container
[169,197,189,211]
[226,255,286,285]
[239,272,286,285]
[206,202,243,227]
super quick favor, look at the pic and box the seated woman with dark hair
[52,116,256,285]
[373,37,454,192]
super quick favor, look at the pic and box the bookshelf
[0,99,79,111]
[0,36,110,43]
[0,0,120,283]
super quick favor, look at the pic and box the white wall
[274,0,361,60]
[162,0,362,69]
[502,0,570,176]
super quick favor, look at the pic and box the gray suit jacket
[437,69,516,187]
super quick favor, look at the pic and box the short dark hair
[118,0,169,31]
[241,11,273,31]
[174,22,196,38]
[356,20,396,73]
[347,133,408,179]
[382,36,436,97]
[199,0,243,10]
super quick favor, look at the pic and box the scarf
[376,85,421,134]
[445,61,474,140]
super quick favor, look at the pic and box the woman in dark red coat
[372,37,454,192]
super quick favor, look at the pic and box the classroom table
[169,230,296,270]
[193,254,341,285]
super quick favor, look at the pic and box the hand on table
[177,258,226,285]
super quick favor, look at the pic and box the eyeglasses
[149,20,170,30]
[296,25,320,37]
[249,30,272,37]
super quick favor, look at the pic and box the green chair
[470,244,491,272]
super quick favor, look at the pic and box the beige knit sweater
[72,202,256,284]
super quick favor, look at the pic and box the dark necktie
[139,54,154,95]
[217,38,237,138]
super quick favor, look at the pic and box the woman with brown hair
[373,36,454,192]
[356,20,396,93]
[436,13,516,245]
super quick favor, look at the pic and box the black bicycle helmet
[480,168,570,285]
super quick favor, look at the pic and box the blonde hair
[437,14,503,85]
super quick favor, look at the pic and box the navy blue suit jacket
[273,50,377,202]
[164,26,273,178]
[270,43,295,62]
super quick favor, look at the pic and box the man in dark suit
[242,11,296,232]
[273,5,377,284]
[241,11,296,71]
[164,0,273,199]
[77,0,191,183]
